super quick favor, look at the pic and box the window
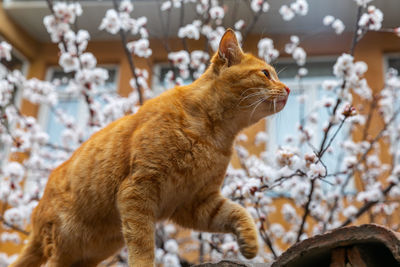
[38,66,118,147]
[267,59,351,189]
[387,56,400,72]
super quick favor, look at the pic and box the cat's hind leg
[171,191,259,259]
[116,177,158,267]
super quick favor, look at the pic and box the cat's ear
[218,28,243,67]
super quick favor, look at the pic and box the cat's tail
[9,235,45,267]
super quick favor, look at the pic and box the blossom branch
[111,0,143,105]
[340,182,396,227]
[255,202,277,258]
[350,5,364,56]
[295,2,366,237]
[296,178,315,242]
[45,0,100,127]
[0,215,29,236]
[323,105,400,231]
[341,106,400,193]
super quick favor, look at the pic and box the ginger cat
[11,29,289,267]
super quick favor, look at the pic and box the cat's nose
[285,87,290,94]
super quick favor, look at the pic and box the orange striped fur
[11,29,289,267]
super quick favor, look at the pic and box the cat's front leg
[117,178,158,267]
[172,192,259,259]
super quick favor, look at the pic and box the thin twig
[243,0,266,42]
[255,202,277,258]
[350,6,363,56]
[319,116,348,158]
[296,178,316,242]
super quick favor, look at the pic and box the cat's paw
[237,230,259,259]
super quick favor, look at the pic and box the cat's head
[211,29,290,123]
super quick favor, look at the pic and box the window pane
[272,87,302,147]
[45,99,79,145]
[388,57,400,72]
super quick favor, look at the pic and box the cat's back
[47,87,186,188]
[41,114,137,203]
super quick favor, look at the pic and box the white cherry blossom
[279,5,295,21]
[251,0,270,13]
[178,24,200,40]
[99,9,121,34]
[127,39,152,58]
[358,6,383,31]
[258,38,279,63]
[323,15,335,26]
[59,53,79,73]
[119,0,134,13]
[332,19,345,34]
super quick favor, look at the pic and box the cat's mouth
[269,96,288,112]
[275,97,287,105]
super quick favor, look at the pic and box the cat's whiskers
[239,87,285,107]
[240,87,265,97]
[239,86,286,103]
[241,95,271,108]
[277,66,287,76]
[249,96,268,122]
[239,92,267,104]
[242,91,266,100]
[241,89,287,109]
[238,90,271,107]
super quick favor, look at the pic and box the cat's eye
[262,69,271,79]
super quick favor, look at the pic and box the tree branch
[350,6,364,56]
[112,0,144,105]
[242,0,265,43]
[340,182,396,227]
[296,178,316,242]
[0,215,30,236]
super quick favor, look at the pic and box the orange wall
[0,3,39,60]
